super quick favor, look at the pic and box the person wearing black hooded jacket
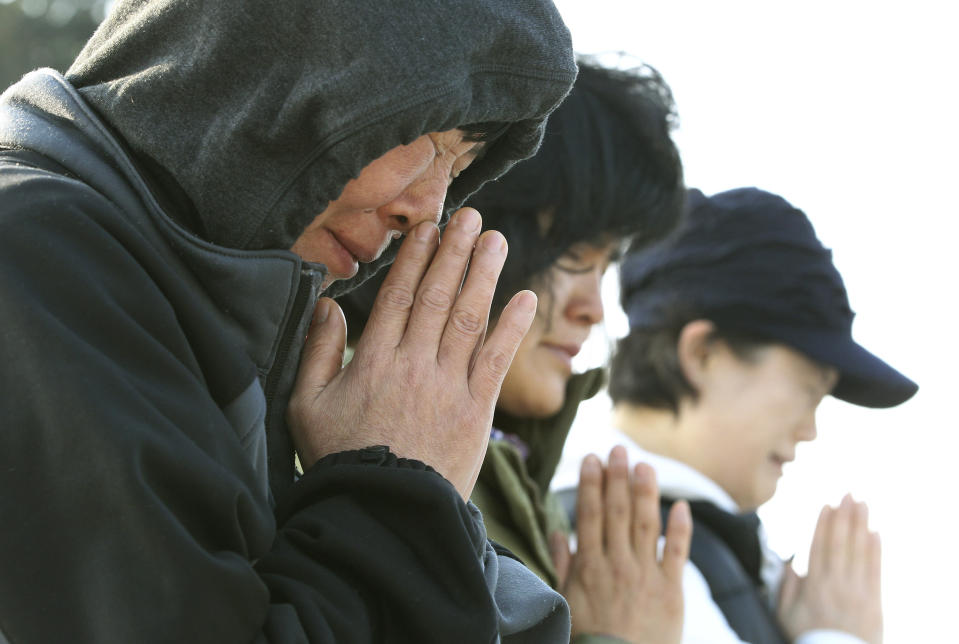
[0,1,577,642]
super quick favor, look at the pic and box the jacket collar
[608,433,740,513]
[492,368,606,495]
[0,70,320,380]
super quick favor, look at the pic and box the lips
[540,342,583,370]
[770,453,794,468]
[330,231,379,264]
[543,343,582,359]
[313,229,355,278]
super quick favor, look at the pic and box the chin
[524,383,568,417]
[498,387,565,419]
[751,486,779,510]
[527,398,565,419]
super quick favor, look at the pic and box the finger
[847,500,870,578]
[604,446,632,556]
[808,504,833,579]
[629,460,662,561]
[662,499,692,582]
[575,454,604,556]
[292,298,346,397]
[468,290,536,402]
[549,530,572,589]
[402,207,483,349]
[777,560,801,613]
[829,494,854,576]
[438,230,507,371]
[359,221,438,351]
[287,299,346,469]
[867,530,882,592]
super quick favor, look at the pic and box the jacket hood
[66,0,576,296]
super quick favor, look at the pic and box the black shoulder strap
[660,499,789,644]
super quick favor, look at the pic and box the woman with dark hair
[340,59,692,644]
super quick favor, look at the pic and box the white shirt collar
[608,426,741,514]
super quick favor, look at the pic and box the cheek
[710,437,780,510]
[496,326,567,417]
[541,277,574,320]
[499,328,540,400]
[290,212,333,257]
[707,374,791,431]
[337,141,434,209]
[699,413,775,480]
[336,171,406,210]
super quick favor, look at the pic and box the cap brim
[747,325,919,408]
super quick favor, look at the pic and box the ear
[676,319,718,391]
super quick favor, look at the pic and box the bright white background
[550,2,958,642]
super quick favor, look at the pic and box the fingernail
[414,222,437,242]
[481,231,506,253]
[674,500,691,524]
[453,208,481,232]
[633,462,651,484]
[582,453,601,474]
[315,298,331,325]
[516,290,537,313]
[609,444,627,465]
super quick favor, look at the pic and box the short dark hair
[608,299,769,413]
[338,58,684,343]
[472,58,684,314]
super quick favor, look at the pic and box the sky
[550,2,958,641]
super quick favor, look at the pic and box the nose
[377,177,449,234]
[565,269,605,326]
[796,414,818,442]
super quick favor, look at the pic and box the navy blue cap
[620,187,918,408]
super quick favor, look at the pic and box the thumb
[662,499,693,582]
[296,298,347,397]
[777,557,801,614]
[549,530,572,589]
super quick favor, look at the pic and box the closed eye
[555,261,597,275]
[449,143,485,183]
[555,250,596,274]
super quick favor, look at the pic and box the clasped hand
[552,446,692,644]
[778,494,883,644]
[286,208,536,499]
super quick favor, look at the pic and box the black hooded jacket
[0,1,577,642]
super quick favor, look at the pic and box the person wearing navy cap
[601,187,918,644]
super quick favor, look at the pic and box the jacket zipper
[264,267,317,497]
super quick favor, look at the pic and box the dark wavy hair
[339,58,685,343]
[473,58,684,314]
